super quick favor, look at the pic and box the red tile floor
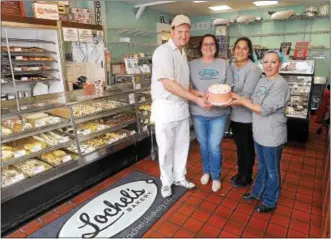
[6,118,327,238]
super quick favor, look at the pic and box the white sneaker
[174,179,195,189]
[161,185,172,198]
[212,180,221,192]
[200,174,210,185]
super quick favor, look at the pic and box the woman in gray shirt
[232,50,290,213]
[230,37,262,188]
[189,34,233,192]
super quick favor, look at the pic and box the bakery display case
[285,76,312,119]
[281,60,315,142]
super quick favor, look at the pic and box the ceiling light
[209,5,232,11]
[253,1,278,7]
[193,1,207,2]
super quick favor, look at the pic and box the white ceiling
[120,0,330,16]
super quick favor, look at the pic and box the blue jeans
[192,115,228,180]
[251,141,284,208]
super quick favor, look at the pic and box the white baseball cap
[171,14,191,28]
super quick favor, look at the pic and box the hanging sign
[94,0,102,25]
[63,27,79,42]
[78,29,93,42]
[33,2,59,20]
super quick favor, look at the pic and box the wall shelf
[232,30,330,38]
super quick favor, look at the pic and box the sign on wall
[63,27,79,42]
[33,2,59,20]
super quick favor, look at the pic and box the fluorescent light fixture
[193,1,207,2]
[253,1,278,7]
[209,5,232,11]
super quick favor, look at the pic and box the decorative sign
[191,20,213,32]
[62,27,79,42]
[94,0,102,25]
[33,2,59,20]
[78,29,93,43]
[1,1,25,16]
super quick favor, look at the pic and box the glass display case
[285,76,312,119]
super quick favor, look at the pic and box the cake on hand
[208,84,232,106]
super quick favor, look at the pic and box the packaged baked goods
[2,166,26,188]
[41,150,72,166]
[14,158,52,177]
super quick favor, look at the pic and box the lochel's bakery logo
[58,180,157,238]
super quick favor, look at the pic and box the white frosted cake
[208,84,232,105]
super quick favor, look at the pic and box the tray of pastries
[14,158,52,177]
[40,149,76,166]
[138,104,151,112]
[2,113,63,136]
[32,131,70,146]
[99,113,136,128]
[2,165,27,188]
[66,144,95,155]
[77,122,110,136]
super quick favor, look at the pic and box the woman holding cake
[189,34,233,192]
[230,37,262,188]
[231,50,290,213]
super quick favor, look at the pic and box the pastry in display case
[2,165,27,188]
[40,150,76,166]
[14,158,52,177]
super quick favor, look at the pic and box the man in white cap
[151,14,211,198]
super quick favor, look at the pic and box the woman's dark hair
[198,34,219,58]
[233,37,254,62]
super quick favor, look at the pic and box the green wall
[105,1,173,61]
[190,5,330,79]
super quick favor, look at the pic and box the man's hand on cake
[196,97,212,110]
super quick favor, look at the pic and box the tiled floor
[6,119,327,238]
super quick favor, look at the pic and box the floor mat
[28,171,186,238]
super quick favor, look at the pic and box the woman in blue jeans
[189,34,233,192]
[231,50,290,212]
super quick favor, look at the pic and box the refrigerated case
[282,60,315,142]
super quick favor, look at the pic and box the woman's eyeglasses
[203,43,216,48]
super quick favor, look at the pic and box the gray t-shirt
[252,75,290,147]
[189,58,234,117]
[230,60,262,123]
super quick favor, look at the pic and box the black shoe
[232,176,253,188]
[255,203,275,213]
[243,192,257,201]
[230,173,240,182]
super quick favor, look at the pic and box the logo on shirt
[233,73,240,85]
[199,69,218,80]
[255,86,267,98]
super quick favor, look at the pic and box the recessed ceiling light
[193,1,207,2]
[253,1,278,7]
[209,5,232,11]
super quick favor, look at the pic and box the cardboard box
[70,8,91,14]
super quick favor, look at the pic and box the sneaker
[161,185,172,198]
[212,180,221,192]
[200,174,210,185]
[174,179,195,189]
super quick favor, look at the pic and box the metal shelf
[1,38,56,44]
[232,30,330,39]
[1,78,60,85]
[2,121,71,144]
[1,103,67,121]
[2,140,75,167]
[77,120,137,142]
[2,60,57,65]
[2,69,58,76]
[74,105,135,124]
[1,50,56,55]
